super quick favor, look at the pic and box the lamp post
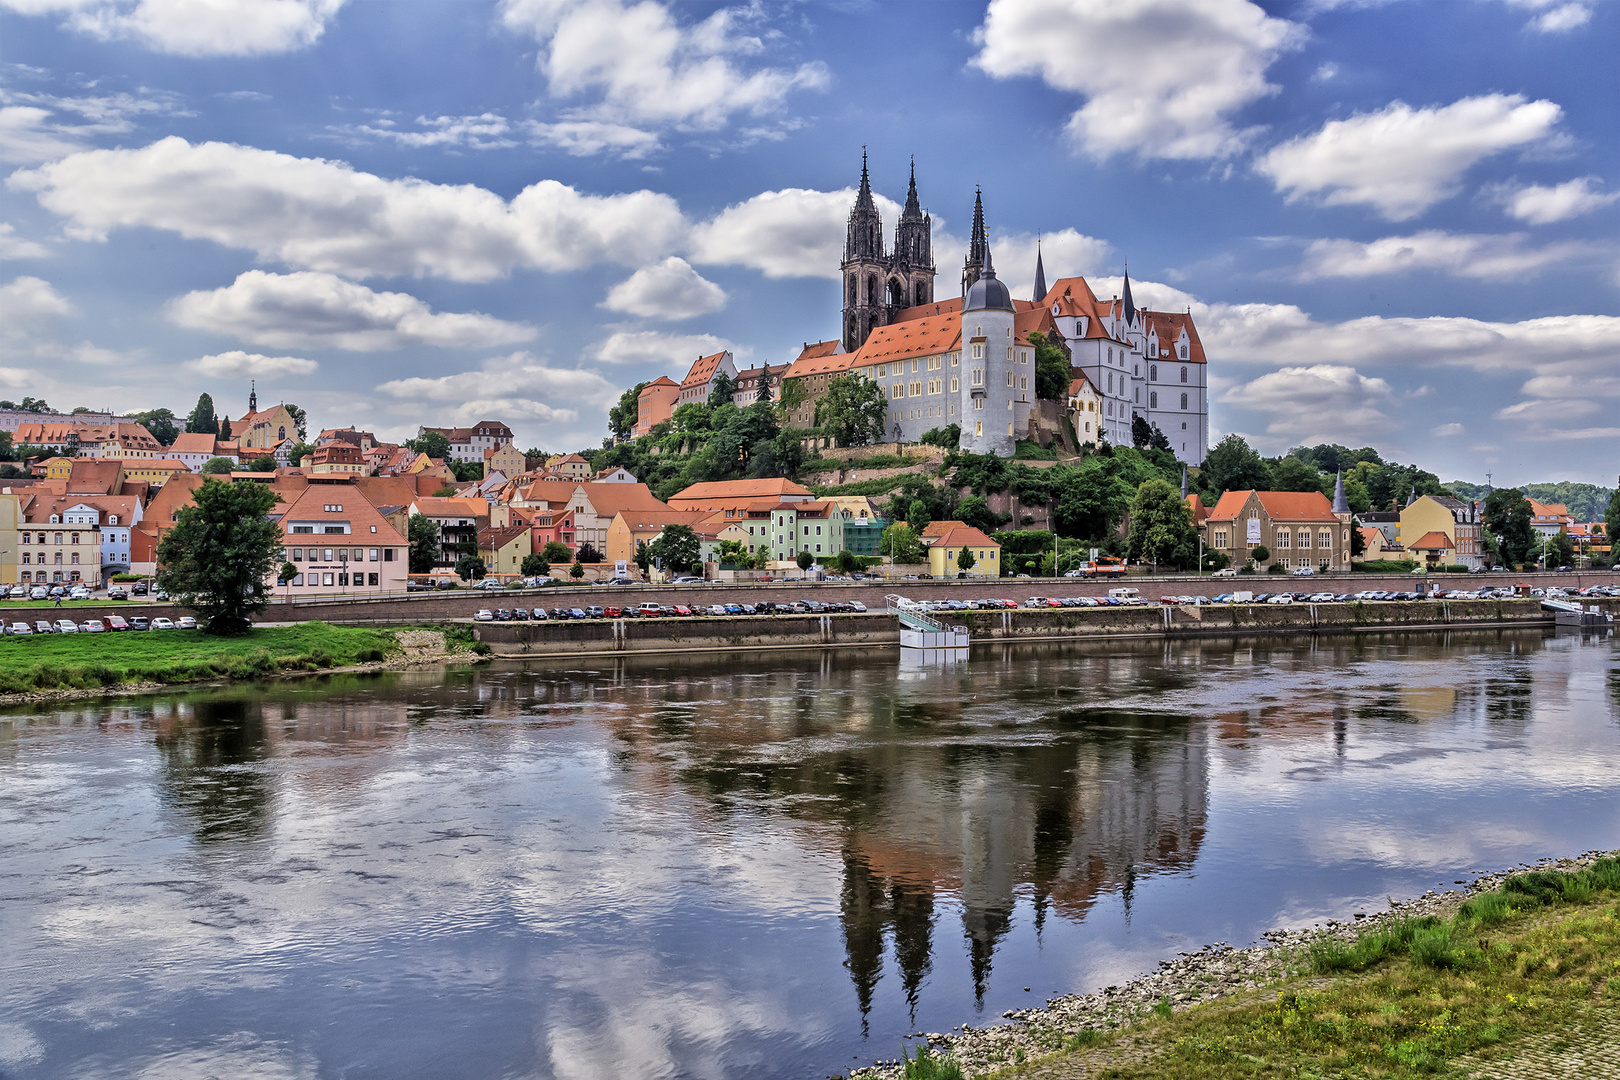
[339,549,348,595]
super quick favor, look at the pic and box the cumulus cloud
[1221,363,1393,442]
[1492,177,1619,225]
[345,113,517,150]
[971,0,1303,160]
[524,119,661,158]
[376,350,622,431]
[0,274,74,351]
[167,270,536,351]
[990,230,1114,298]
[602,256,725,319]
[1431,422,1465,437]
[0,223,48,259]
[589,328,735,367]
[499,0,827,149]
[10,137,690,281]
[1,0,346,56]
[0,86,184,164]
[189,349,317,377]
[1505,0,1591,32]
[1256,94,1565,220]
[1297,231,1588,280]
[689,187,901,280]
[1492,371,1620,440]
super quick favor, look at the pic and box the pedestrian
[54,594,62,608]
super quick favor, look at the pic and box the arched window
[1180,345,1187,359]
[1150,392,1158,409]
[847,278,857,304]
[1180,366,1188,383]
[278,425,286,440]
[1150,364,1157,381]
[1180,392,1188,409]
[867,275,878,303]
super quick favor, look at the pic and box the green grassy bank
[908,858,1620,1079]
[0,623,403,694]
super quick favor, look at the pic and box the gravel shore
[847,848,1619,1079]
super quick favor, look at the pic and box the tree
[542,539,572,563]
[569,559,585,579]
[200,457,235,475]
[956,545,976,573]
[0,396,51,413]
[1125,478,1200,570]
[716,539,750,566]
[814,371,887,447]
[919,424,960,448]
[650,525,699,575]
[906,498,931,532]
[520,553,550,577]
[278,561,297,584]
[243,455,278,473]
[284,404,308,441]
[219,416,232,441]
[576,542,603,563]
[634,539,652,574]
[832,549,861,574]
[131,408,180,445]
[1607,490,1620,566]
[455,554,486,581]
[608,382,649,440]
[795,548,815,572]
[0,430,12,461]
[1483,489,1535,569]
[186,393,219,435]
[154,479,282,635]
[1350,520,1367,558]
[1128,416,1171,452]
[1028,331,1071,401]
[1269,455,1322,493]
[286,441,315,467]
[708,370,738,408]
[1250,544,1270,566]
[407,430,451,461]
[880,523,927,564]
[955,494,1001,534]
[1545,531,1575,569]
[408,513,440,574]
[449,459,483,483]
[1202,434,1270,494]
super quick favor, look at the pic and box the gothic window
[847,278,857,304]
[1151,364,1157,381]
[1181,366,1188,383]
[867,275,878,303]
[1181,393,1188,409]
[1151,392,1158,408]
[1180,345,1187,359]
[887,279,904,308]
[915,283,928,306]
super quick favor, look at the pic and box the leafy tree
[200,457,235,475]
[956,545,976,573]
[906,498,931,532]
[408,513,440,573]
[132,408,180,445]
[918,424,960,448]
[455,554,486,581]
[634,539,652,574]
[520,553,550,577]
[1202,434,1270,494]
[1607,490,1620,564]
[832,549,861,574]
[186,393,219,435]
[242,455,278,473]
[576,542,603,563]
[650,525,699,575]
[609,382,649,440]
[1199,549,1230,572]
[778,377,808,416]
[1269,455,1322,493]
[570,559,585,579]
[1483,489,1535,569]
[219,416,232,441]
[1,396,51,413]
[795,548,815,572]
[1545,531,1575,569]
[1289,443,1383,474]
[432,485,460,498]
[0,430,12,461]
[284,404,308,441]
[1125,478,1199,570]
[814,371,887,447]
[407,430,451,461]
[880,523,926,564]
[708,370,738,408]
[154,479,282,635]
[955,494,1001,534]
[1350,520,1366,558]
[542,539,572,563]
[1250,544,1270,566]
[0,463,26,479]
[716,539,750,566]
[1027,331,1071,401]
[278,561,297,584]
[286,441,315,466]
[449,459,483,483]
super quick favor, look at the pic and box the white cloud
[189,349,317,377]
[589,328,735,366]
[376,350,622,431]
[0,105,85,164]
[0,88,186,164]
[689,187,901,280]
[499,0,827,145]
[1296,231,1587,280]
[346,113,517,150]
[992,230,1114,299]
[0,274,73,351]
[971,0,1303,160]
[1256,94,1565,220]
[1505,0,1591,33]
[602,256,725,319]
[1431,422,1464,437]
[1,0,346,57]
[167,270,536,351]
[524,118,661,158]
[1492,177,1619,225]
[1220,363,1392,442]
[10,136,690,281]
[1491,370,1620,440]
[0,223,48,259]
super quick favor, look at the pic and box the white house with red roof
[678,350,738,407]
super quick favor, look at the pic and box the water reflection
[153,697,273,845]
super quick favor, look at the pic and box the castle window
[1181,393,1188,409]
[972,343,983,359]
[1007,371,1014,387]
[951,353,959,366]
[975,422,982,437]
[1006,346,1013,361]
[1019,376,1027,390]
[910,382,921,396]
[1181,366,1188,382]
[1180,346,1187,359]
[1151,392,1158,408]
[891,384,903,398]
[972,369,983,386]
[950,378,959,392]
[1151,364,1157,381]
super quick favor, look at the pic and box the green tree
[408,513,440,574]
[1269,455,1322,493]
[795,548,815,572]
[455,554,486,581]
[1545,531,1575,569]
[906,498,931,532]
[956,545,976,573]
[880,523,926,564]
[154,478,282,635]
[716,539,750,566]
[918,424,960,448]
[634,539,652,574]
[278,561,297,584]
[0,430,12,461]
[1606,490,1620,565]
[650,524,700,575]
[832,549,861,574]
[576,542,603,563]
[286,441,315,466]
[132,408,180,445]
[1350,520,1367,558]
[1202,434,1270,494]
[219,416,232,441]
[609,382,649,440]
[200,456,234,475]
[542,539,572,563]
[1131,414,1170,451]
[186,393,219,435]
[1028,330,1071,401]
[2,396,51,413]
[955,494,1001,534]
[284,404,308,441]
[407,430,451,461]
[708,370,738,407]
[448,459,483,483]
[569,559,585,579]
[1125,478,1199,569]
[1250,544,1270,566]
[1483,489,1535,568]
[814,371,887,447]
[520,553,550,577]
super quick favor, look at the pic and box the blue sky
[0,0,1616,486]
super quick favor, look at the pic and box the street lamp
[339,549,349,594]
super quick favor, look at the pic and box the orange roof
[1206,490,1338,523]
[920,519,964,539]
[667,478,813,510]
[612,509,712,535]
[412,496,487,519]
[65,458,124,494]
[1185,494,1209,526]
[849,314,961,367]
[784,343,855,380]
[796,340,840,360]
[1359,527,1383,543]
[1409,530,1453,550]
[1528,500,1570,521]
[1143,310,1207,365]
[1068,373,1098,395]
[280,484,406,546]
[578,482,670,517]
[170,432,220,455]
[682,350,729,389]
[929,524,1000,549]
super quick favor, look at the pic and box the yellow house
[477,524,533,579]
[236,401,299,451]
[41,457,74,480]
[484,442,526,478]
[1397,494,1482,569]
[924,523,1001,578]
[1355,526,1408,563]
[119,459,190,487]
[0,490,20,584]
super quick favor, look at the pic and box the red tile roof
[1409,531,1453,550]
[668,478,813,510]
[1206,490,1339,523]
[1143,311,1207,365]
[929,524,1000,550]
[682,350,729,389]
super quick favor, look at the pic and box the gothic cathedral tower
[841,153,935,353]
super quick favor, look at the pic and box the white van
[1107,587,1145,606]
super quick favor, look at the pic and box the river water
[2,630,1617,1079]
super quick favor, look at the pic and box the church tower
[958,221,1017,458]
[961,189,987,296]
[840,152,936,353]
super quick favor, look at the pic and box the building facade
[841,154,936,353]
[1202,490,1351,572]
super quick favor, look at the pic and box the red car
[105,615,130,630]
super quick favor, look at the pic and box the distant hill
[1446,480,1614,521]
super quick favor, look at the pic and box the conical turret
[1033,241,1047,302]
[964,227,1012,312]
[1122,264,1137,326]
[1332,468,1350,515]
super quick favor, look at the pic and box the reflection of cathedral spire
[963,903,1013,1008]
[840,849,887,1033]
[890,879,935,1024]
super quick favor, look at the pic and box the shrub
[309,648,335,669]
[900,1046,963,1080]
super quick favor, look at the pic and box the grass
[986,858,1620,1080]
[0,622,402,694]
[902,1046,965,1079]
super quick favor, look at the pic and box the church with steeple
[840,152,936,353]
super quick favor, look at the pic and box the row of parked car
[3,582,161,602]
[473,599,874,621]
[3,615,196,636]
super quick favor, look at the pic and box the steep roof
[478,524,530,550]
[667,478,813,510]
[682,350,729,389]
[412,496,487,520]
[579,482,671,517]
[929,524,1000,550]
[280,484,406,545]
[170,432,220,455]
[849,313,961,366]
[1142,310,1207,364]
[66,459,123,495]
[1409,531,1453,550]
[784,344,855,380]
[1206,490,1339,523]
[611,509,713,538]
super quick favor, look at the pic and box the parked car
[1291,566,1316,576]
[150,617,174,630]
[512,608,529,621]
[129,617,149,631]
[848,600,867,612]
[6,622,32,636]
[34,620,54,634]
[105,615,130,631]
[567,608,587,620]
[69,586,92,600]
[107,586,128,600]
[585,606,604,619]
[29,586,48,600]
[529,607,548,620]
[7,585,26,600]
[80,619,107,633]
[176,617,198,630]
[55,619,80,633]
[131,581,148,595]
[1266,594,1293,604]
[474,610,495,622]
[493,609,512,621]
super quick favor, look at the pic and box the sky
[0,0,1616,486]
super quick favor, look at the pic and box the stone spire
[1406,485,1418,507]
[1332,468,1350,515]
[1033,239,1047,302]
[962,187,987,295]
[856,147,874,213]
[901,156,922,220]
[1122,263,1137,326]
[844,148,882,262]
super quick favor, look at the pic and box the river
[1,629,1617,1079]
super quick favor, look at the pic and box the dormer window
[109,515,118,525]
[49,515,58,524]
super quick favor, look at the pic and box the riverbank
[851,849,1620,1079]
[0,624,486,706]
